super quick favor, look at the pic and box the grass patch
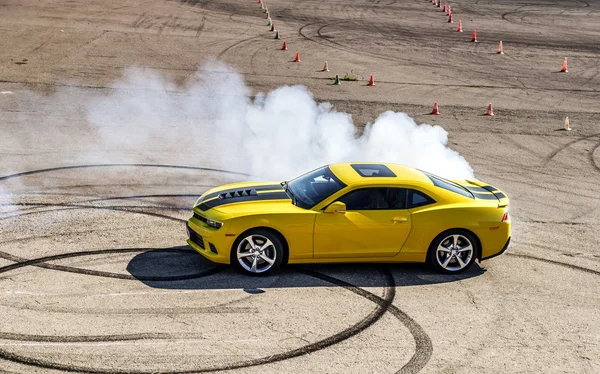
[329,75,358,81]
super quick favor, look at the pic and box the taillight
[502,212,510,222]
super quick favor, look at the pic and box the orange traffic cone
[457,20,463,32]
[265,12,270,19]
[281,40,287,50]
[497,41,504,54]
[563,116,571,131]
[561,57,568,72]
[367,75,375,86]
[442,2,446,12]
[471,29,477,42]
[437,0,441,7]
[431,102,440,115]
[270,23,275,32]
[322,61,329,71]
[448,13,453,23]
[294,52,301,62]
[446,5,451,15]
[486,103,494,116]
[258,0,262,4]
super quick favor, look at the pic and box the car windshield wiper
[281,181,297,205]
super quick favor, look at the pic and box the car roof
[328,162,433,187]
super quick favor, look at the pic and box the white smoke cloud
[85,59,474,181]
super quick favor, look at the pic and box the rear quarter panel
[400,204,509,261]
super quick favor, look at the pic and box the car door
[313,187,412,258]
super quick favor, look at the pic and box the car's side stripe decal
[197,192,291,211]
[196,184,283,204]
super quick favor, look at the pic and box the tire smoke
[87,59,474,181]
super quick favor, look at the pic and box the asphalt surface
[1,0,599,373]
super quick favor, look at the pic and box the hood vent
[219,189,259,200]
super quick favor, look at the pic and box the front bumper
[186,218,233,265]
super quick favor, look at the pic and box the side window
[338,188,406,210]
[407,189,435,208]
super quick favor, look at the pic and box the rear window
[421,171,474,199]
[351,164,396,177]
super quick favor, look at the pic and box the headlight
[206,219,223,229]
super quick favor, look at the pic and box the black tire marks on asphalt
[0,163,250,182]
[0,254,412,374]
[0,247,222,281]
[588,139,600,173]
[0,203,188,223]
[0,332,176,343]
[541,133,600,168]
[299,268,433,374]
[507,253,600,277]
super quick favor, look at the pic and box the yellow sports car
[186,163,510,275]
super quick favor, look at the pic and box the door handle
[392,217,408,223]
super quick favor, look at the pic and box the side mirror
[324,201,346,214]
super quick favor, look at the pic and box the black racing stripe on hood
[197,192,291,211]
[197,184,283,204]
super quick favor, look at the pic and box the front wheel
[429,230,479,274]
[231,229,284,276]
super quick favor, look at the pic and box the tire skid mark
[217,35,263,59]
[0,164,250,182]
[0,333,175,343]
[299,268,433,374]
[541,133,600,167]
[0,266,395,373]
[1,303,255,316]
[0,204,187,223]
[0,247,222,281]
[588,139,600,173]
[506,253,600,276]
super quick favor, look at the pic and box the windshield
[285,166,346,209]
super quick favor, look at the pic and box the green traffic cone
[268,18,272,26]
[274,30,280,39]
[333,74,341,85]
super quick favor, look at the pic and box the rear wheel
[429,230,478,274]
[231,229,284,276]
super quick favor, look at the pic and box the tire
[231,229,284,276]
[429,229,479,274]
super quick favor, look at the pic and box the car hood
[194,181,292,213]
